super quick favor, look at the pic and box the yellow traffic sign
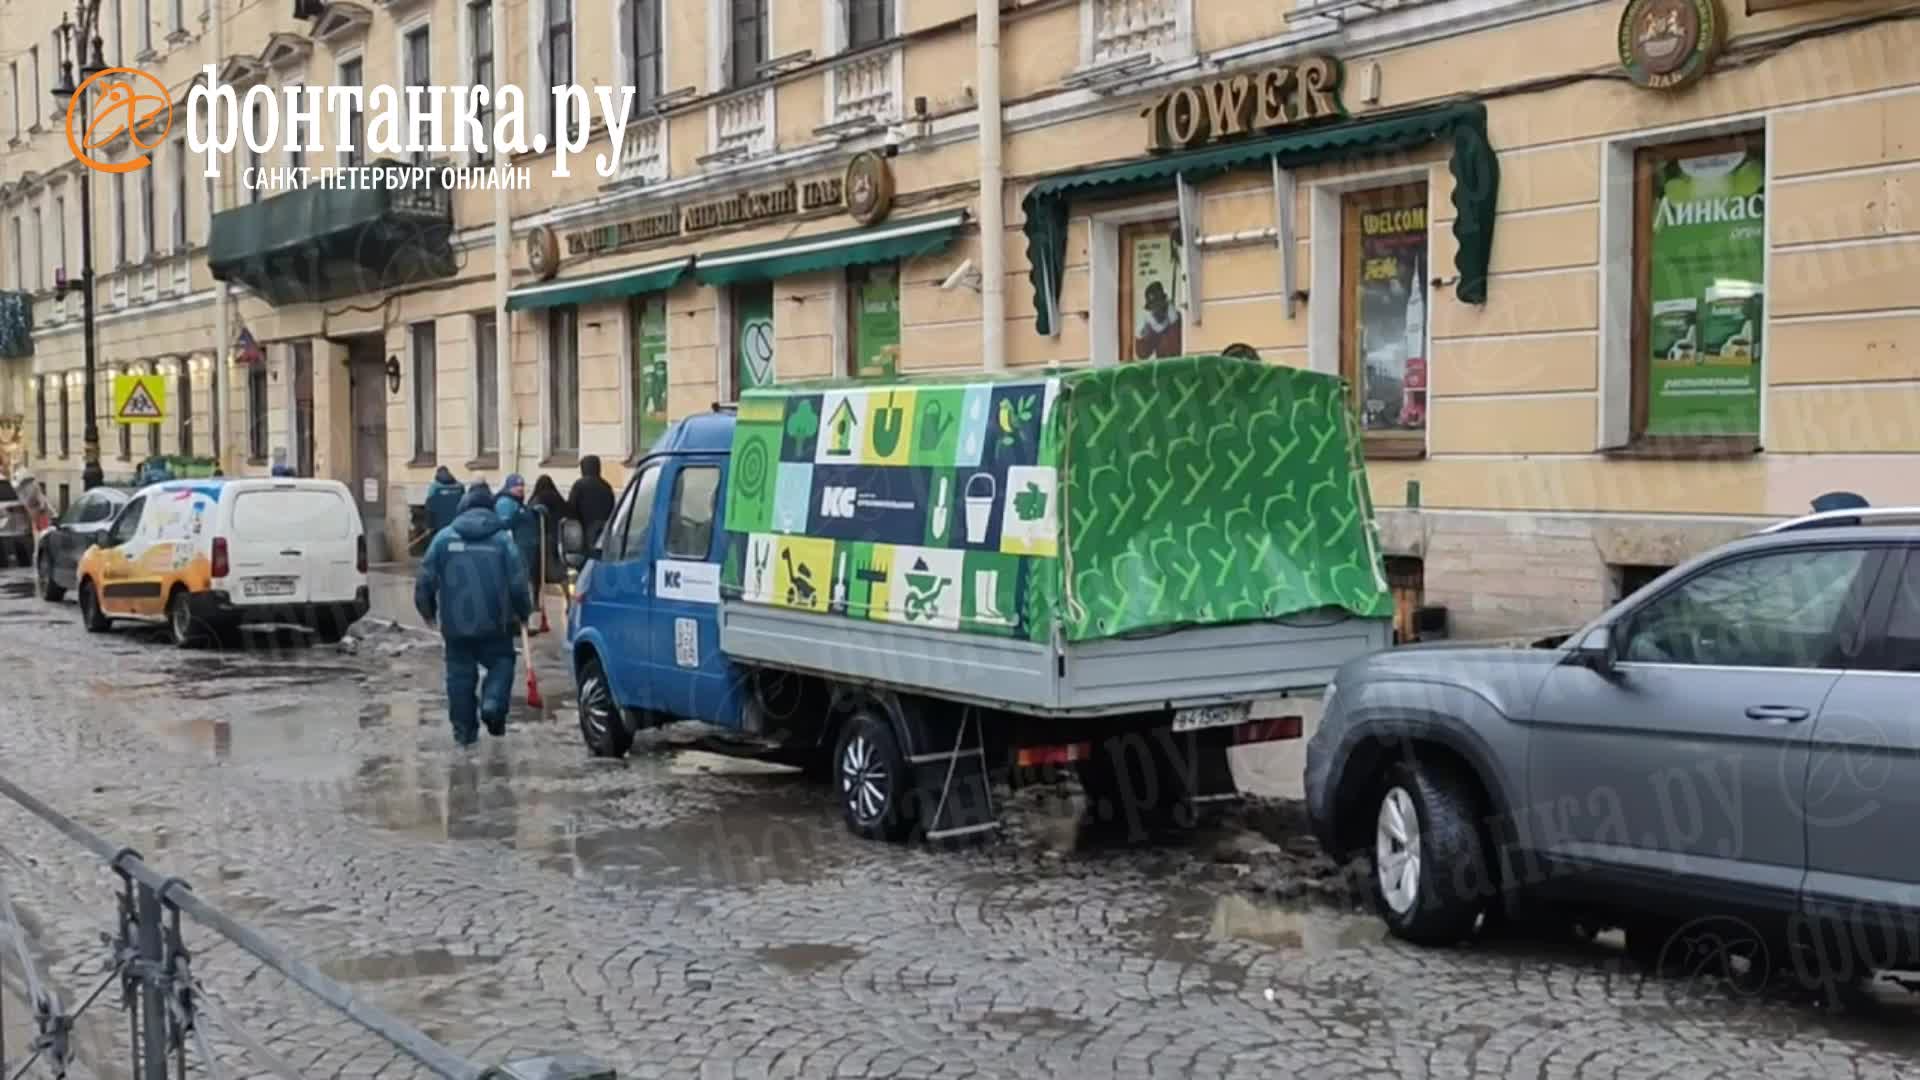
[113,374,167,425]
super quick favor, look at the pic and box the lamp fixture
[385,355,403,394]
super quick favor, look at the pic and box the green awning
[693,211,968,286]
[1022,102,1499,335]
[506,256,693,311]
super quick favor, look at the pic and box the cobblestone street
[2,569,1918,1079]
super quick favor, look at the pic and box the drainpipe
[977,0,1005,372]
[491,0,514,478]
[209,0,227,469]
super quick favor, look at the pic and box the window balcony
[618,116,669,185]
[823,47,902,135]
[208,159,455,306]
[705,86,776,165]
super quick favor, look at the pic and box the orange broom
[521,623,543,709]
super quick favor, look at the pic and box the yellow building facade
[2,0,1916,634]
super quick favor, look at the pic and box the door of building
[347,339,389,559]
[293,342,316,477]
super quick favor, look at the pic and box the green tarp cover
[693,212,966,286]
[719,354,1390,643]
[1022,102,1499,335]
[506,257,692,311]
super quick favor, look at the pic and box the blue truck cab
[566,409,747,756]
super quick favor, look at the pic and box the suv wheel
[1370,760,1489,946]
[577,655,633,759]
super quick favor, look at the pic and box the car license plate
[245,578,296,598]
[1172,702,1251,733]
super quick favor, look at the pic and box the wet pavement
[1,568,1919,1079]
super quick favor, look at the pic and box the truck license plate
[245,578,296,598]
[1173,703,1251,733]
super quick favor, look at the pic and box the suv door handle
[1745,705,1810,723]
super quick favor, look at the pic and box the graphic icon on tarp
[783,548,816,607]
[919,401,954,450]
[1014,481,1047,523]
[872,392,905,457]
[784,398,819,457]
[827,399,858,457]
[903,557,951,623]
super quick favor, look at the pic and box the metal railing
[0,772,612,1080]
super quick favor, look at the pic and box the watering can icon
[918,400,956,452]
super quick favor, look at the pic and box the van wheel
[167,589,210,648]
[311,616,351,645]
[36,550,65,602]
[1369,760,1489,947]
[577,656,632,759]
[834,708,916,843]
[11,541,28,567]
[78,579,112,633]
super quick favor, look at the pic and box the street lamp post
[52,5,109,490]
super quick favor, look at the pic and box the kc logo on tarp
[68,68,173,174]
[820,486,856,519]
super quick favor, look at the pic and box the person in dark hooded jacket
[425,465,465,535]
[567,455,616,548]
[415,482,532,745]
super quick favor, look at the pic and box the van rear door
[226,484,356,606]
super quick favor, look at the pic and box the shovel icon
[872,391,905,457]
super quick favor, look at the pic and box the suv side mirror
[1571,625,1619,675]
[560,518,588,570]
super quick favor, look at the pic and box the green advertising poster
[734,283,776,393]
[853,266,901,378]
[1645,145,1765,437]
[634,294,670,449]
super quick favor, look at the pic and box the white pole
[491,0,514,477]
[209,0,228,469]
[977,0,1006,372]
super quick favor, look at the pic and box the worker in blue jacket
[494,473,547,633]
[415,483,533,746]
[424,465,465,535]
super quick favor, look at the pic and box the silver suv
[1306,508,1920,981]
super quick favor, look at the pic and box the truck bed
[720,601,1389,718]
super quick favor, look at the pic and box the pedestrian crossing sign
[113,374,167,425]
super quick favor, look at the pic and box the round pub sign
[1619,0,1722,90]
[844,151,895,227]
[527,225,561,280]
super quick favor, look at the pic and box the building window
[170,146,187,249]
[29,208,42,291]
[138,171,155,260]
[411,321,438,458]
[847,264,900,377]
[469,0,494,162]
[171,0,184,33]
[1340,182,1429,457]
[473,313,498,457]
[728,0,768,88]
[139,0,152,53]
[626,0,662,114]
[246,364,269,461]
[846,0,892,48]
[147,395,160,457]
[34,378,46,458]
[1631,133,1765,444]
[730,282,775,397]
[338,57,364,166]
[177,364,193,457]
[115,176,129,263]
[118,373,132,459]
[8,218,19,288]
[8,63,18,140]
[52,194,67,278]
[629,294,668,454]
[28,47,41,129]
[404,26,431,164]
[246,100,262,205]
[58,377,70,458]
[547,306,580,454]
[545,0,574,139]
[1119,220,1185,363]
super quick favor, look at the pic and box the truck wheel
[78,579,112,633]
[1370,760,1488,947]
[834,709,916,843]
[577,656,633,759]
[36,550,64,602]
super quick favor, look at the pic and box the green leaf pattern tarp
[720,355,1390,643]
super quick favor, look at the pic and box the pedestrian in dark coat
[415,484,533,745]
[529,475,570,584]
[425,465,465,535]
[567,454,617,548]
[494,474,545,630]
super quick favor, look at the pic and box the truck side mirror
[1571,625,1619,676]
[560,518,588,570]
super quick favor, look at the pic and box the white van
[75,477,370,647]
